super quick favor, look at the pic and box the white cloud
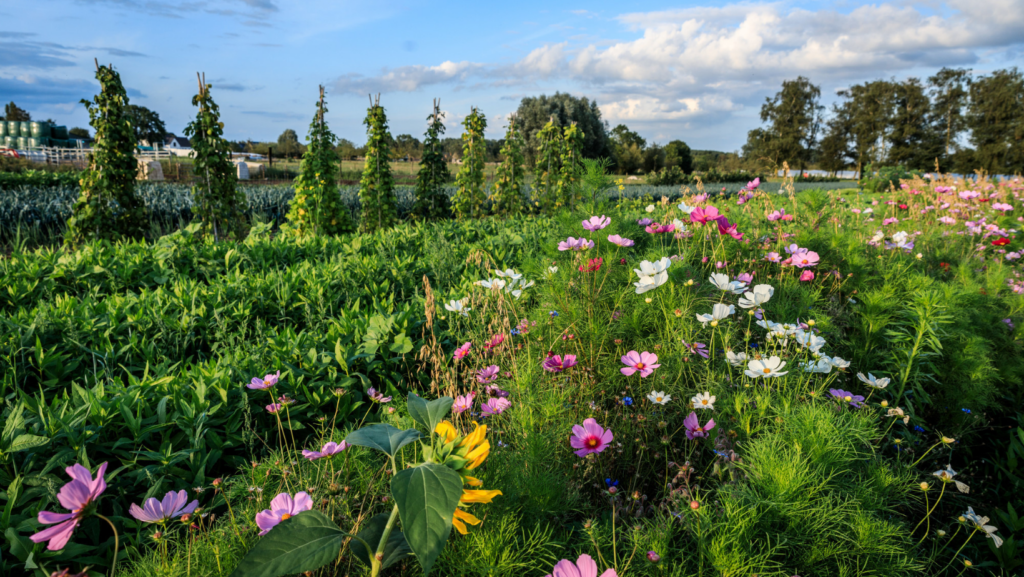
[334,61,483,95]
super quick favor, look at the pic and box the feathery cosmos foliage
[452,107,488,219]
[489,114,527,216]
[65,61,147,246]
[358,95,398,233]
[285,86,355,236]
[412,99,451,220]
[183,74,249,241]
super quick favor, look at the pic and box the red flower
[979,198,990,202]
[898,204,908,210]
[992,237,1011,246]
[580,258,603,272]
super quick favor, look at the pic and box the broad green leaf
[227,510,344,577]
[349,512,415,570]
[392,463,463,575]
[8,435,49,453]
[406,393,453,434]
[345,424,420,457]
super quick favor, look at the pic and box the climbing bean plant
[183,75,249,241]
[452,107,488,219]
[284,86,355,236]
[65,62,147,246]
[558,122,585,210]
[532,117,563,214]
[412,99,451,220]
[490,114,527,216]
[358,95,398,233]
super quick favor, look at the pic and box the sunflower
[434,420,502,534]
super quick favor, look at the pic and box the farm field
[1,175,1022,577]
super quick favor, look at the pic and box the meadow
[1,175,1023,577]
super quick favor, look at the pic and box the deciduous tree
[515,93,611,164]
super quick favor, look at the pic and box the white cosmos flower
[828,356,851,369]
[647,391,671,405]
[963,508,1003,548]
[475,278,506,290]
[871,231,885,243]
[725,350,747,367]
[645,204,655,213]
[892,231,912,248]
[634,272,669,294]
[691,392,715,410]
[696,303,735,326]
[634,257,671,277]
[672,218,688,232]
[493,268,522,280]
[857,372,890,389]
[802,357,833,373]
[887,407,910,424]
[738,284,774,309]
[744,356,788,378]
[677,202,695,214]
[709,273,747,294]
[795,331,826,353]
[933,466,970,494]
[444,299,470,316]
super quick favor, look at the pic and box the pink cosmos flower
[452,392,476,413]
[266,403,282,414]
[799,270,815,282]
[130,490,200,524]
[485,384,509,398]
[477,365,500,384]
[716,217,743,240]
[767,209,786,221]
[636,217,653,226]
[745,177,760,190]
[31,462,108,551]
[570,419,613,457]
[765,252,781,263]
[255,492,313,536]
[367,387,392,403]
[993,202,1013,212]
[736,272,754,283]
[620,351,660,378]
[683,412,716,440]
[542,354,577,372]
[689,205,722,224]
[481,397,512,416]
[882,217,899,226]
[453,342,472,361]
[938,216,956,225]
[545,554,618,577]
[784,243,807,255]
[484,334,505,350]
[558,237,595,251]
[582,216,611,231]
[645,222,675,234]
[302,441,350,461]
[607,234,635,247]
[248,371,280,390]
[792,251,819,268]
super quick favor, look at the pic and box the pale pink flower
[31,462,108,551]
[248,371,280,390]
[620,351,660,378]
[607,234,635,247]
[477,365,500,384]
[481,397,512,416]
[255,492,313,535]
[452,392,476,413]
[302,441,350,461]
[130,490,199,524]
[545,554,618,577]
[582,216,611,231]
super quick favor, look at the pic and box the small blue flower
[961,408,971,414]
[510,329,521,336]
[550,310,559,317]
[622,397,634,406]
[913,425,926,433]
[749,342,760,349]
[605,478,619,487]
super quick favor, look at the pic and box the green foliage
[515,92,612,164]
[345,423,421,456]
[860,164,923,192]
[452,107,488,219]
[407,393,454,434]
[532,118,562,213]
[358,97,398,232]
[3,101,30,121]
[489,115,527,216]
[64,63,147,246]
[125,104,167,146]
[183,79,250,241]
[349,512,416,569]
[0,169,81,189]
[412,100,452,220]
[557,122,585,210]
[283,87,355,236]
[754,76,824,171]
[229,511,347,577]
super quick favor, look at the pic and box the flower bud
[647,551,661,562]
[881,400,889,407]
[919,482,929,491]
[690,500,700,510]
[608,486,617,495]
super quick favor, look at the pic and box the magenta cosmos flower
[582,216,611,231]
[452,392,476,413]
[256,492,313,536]
[31,462,108,551]
[799,270,815,282]
[477,365,500,384]
[558,237,595,251]
[689,205,722,224]
[607,234,635,247]
[545,554,618,577]
[542,354,577,372]
[481,397,512,416]
[620,351,660,378]
[129,490,199,524]
[302,441,350,461]
[247,371,280,390]
[570,418,613,457]
[453,342,472,361]
[683,412,716,440]
[367,387,392,403]
[716,217,744,240]
[645,222,675,234]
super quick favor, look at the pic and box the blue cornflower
[510,329,521,336]
[913,425,926,433]
[605,478,619,488]
[622,397,634,406]
[961,408,971,414]
[749,342,760,349]
[550,310,559,317]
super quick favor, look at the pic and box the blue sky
[3,0,1024,150]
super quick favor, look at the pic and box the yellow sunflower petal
[460,489,503,504]
[457,421,487,450]
[453,508,482,526]
[451,516,467,535]
[463,475,484,487]
[435,421,458,444]
[465,440,490,469]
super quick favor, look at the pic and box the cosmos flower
[129,490,200,524]
[647,391,671,404]
[542,354,577,373]
[696,303,735,326]
[621,351,661,378]
[607,234,635,247]
[857,373,890,389]
[738,284,774,308]
[683,412,716,440]
[583,216,611,231]
[963,507,1003,548]
[690,205,722,225]
[829,388,865,408]
[933,465,970,493]
[570,419,613,457]
[255,492,313,536]
[301,441,349,461]
[481,397,512,417]
[691,392,715,410]
[477,365,500,384]
[452,392,476,414]
[544,555,618,577]
[453,342,472,361]
[725,350,748,367]
[558,237,595,251]
[444,299,471,317]
[31,463,109,551]
[744,356,788,378]
[367,387,392,403]
[709,273,747,294]
[248,371,281,390]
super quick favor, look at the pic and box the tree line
[744,67,1024,176]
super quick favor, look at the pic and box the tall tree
[2,102,30,121]
[664,140,693,173]
[183,75,249,241]
[393,134,422,159]
[490,114,527,216]
[609,124,646,173]
[358,95,398,232]
[125,104,167,146]
[838,80,896,177]
[65,62,147,246]
[452,107,488,219]
[887,78,938,169]
[285,86,354,236]
[69,127,91,139]
[758,76,823,172]
[276,129,303,158]
[412,99,452,220]
[515,93,611,164]
[928,68,972,163]
[967,68,1024,174]
[817,110,853,176]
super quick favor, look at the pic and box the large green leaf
[8,435,49,453]
[406,393,454,434]
[392,463,463,575]
[345,424,420,457]
[228,510,344,577]
[349,512,415,570]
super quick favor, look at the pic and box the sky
[3,0,1024,151]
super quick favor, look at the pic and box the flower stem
[96,514,119,577]
[370,504,401,577]
[914,482,946,542]
[938,527,978,574]
[911,442,941,467]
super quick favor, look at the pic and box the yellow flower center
[636,363,645,369]
[656,396,663,402]
[701,400,708,405]
[710,320,719,327]
[762,368,771,374]
[281,513,291,521]
[586,438,599,448]
[844,396,852,402]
